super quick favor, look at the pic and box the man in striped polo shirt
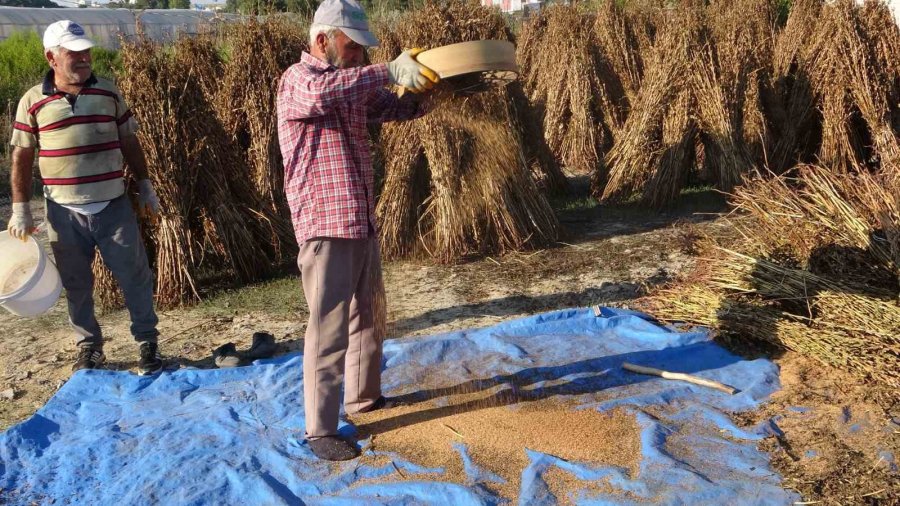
[6,20,164,375]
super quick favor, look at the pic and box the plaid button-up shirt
[277,52,424,245]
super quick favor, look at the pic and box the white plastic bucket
[0,234,62,317]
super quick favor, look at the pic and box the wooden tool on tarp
[622,362,739,395]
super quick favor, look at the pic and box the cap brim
[60,38,95,52]
[342,28,379,47]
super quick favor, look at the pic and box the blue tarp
[0,307,799,505]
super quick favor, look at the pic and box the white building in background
[0,7,242,48]
[481,0,541,14]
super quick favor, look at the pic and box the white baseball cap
[313,0,379,47]
[43,20,95,52]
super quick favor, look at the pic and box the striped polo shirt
[10,71,138,205]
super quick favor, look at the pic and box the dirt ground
[0,185,897,504]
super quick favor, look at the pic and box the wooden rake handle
[622,362,739,395]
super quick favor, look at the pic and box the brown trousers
[298,237,384,439]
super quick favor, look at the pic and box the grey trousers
[299,237,384,439]
[45,195,159,347]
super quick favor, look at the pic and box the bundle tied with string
[373,0,559,263]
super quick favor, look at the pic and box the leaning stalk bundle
[642,87,697,207]
[373,0,559,262]
[118,37,201,306]
[518,5,611,182]
[691,0,773,190]
[768,0,823,171]
[602,11,692,204]
[169,37,273,282]
[217,18,307,255]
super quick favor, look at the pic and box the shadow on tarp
[359,341,739,435]
[390,282,661,337]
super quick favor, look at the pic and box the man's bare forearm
[120,134,150,181]
[10,146,35,203]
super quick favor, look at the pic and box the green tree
[173,0,190,8]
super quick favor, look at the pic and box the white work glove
[137,179,160,218]
[386,48,440,93]
[7,202,35,242]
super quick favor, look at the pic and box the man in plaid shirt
[277,0,439,461]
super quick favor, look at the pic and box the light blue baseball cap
[313,0,379,47]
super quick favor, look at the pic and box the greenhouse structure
[0,7,242,48]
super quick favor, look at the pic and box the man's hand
[7,202,35,242]
[137,179,160,218]
[387,48,440,93]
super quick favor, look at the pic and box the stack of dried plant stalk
[640,282,899,391]
[643,87,697,207]
[507,83,569,195]
[373,0,559,262]
[591,0,653,129]
[847,1,900,168]
[118,37,202,306]
[601,9,696,206]
[730,165,898,278]
[806,0,900,172]
[637,161,899,394]
[824,0,897,168]
[860,1,900,131]
[691,0,774,192]
[215,18,307,260]
[518,4,612,187]
[170,37,281,283]
[116,32,304,307]
[501,3,567,194]
[767,0,823,171]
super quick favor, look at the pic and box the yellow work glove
[386,48,440,94]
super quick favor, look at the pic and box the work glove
[386,48,440,94]
[7,202,35,242]
[137,179,160,218]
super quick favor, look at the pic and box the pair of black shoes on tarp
[213,332,277,368]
